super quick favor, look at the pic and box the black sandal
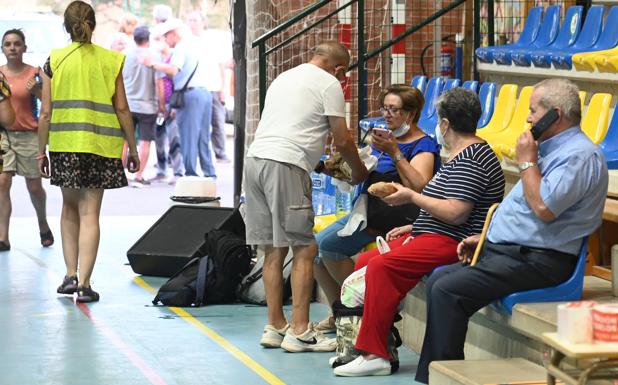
[76,286,100,303]
[57,275,78,294]
[0,241,10,251]
[40,230,54,248]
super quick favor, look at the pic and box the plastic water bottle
[323,176,337,215]
[335,189,353,217]
[311,171,326,215]
[31,73,41,120]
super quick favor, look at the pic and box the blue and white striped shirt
[413,143,505,241]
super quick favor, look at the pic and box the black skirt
[50,152,128,189]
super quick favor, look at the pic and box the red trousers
[354,233,459,359]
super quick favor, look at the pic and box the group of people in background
[111,4,234,186]
[0,1,233,302]
[244,41,609,383]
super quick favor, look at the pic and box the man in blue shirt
[415,78,608,384]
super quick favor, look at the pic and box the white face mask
[391,122,410,138]
[435,121,449,149]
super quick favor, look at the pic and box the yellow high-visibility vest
[49,42,125,158]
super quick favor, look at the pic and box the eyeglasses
[379,106,402,115]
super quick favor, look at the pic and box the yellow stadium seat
[481,86,533,159]
[572,47,618,72]
[595,54,618,73]
[476,84,518,135]
[497,91,589,159]
[363,241,377,252]
[313,214,338,234]
[582,93,612,144]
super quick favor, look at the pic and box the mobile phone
[531,109,559,140]
[372,127,391,138]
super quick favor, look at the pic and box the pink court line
[77,303,169,385]
[33,261,168,385]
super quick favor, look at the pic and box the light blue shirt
[487,126,608,255]
[170,39,208,90]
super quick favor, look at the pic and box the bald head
[312,42,350,68]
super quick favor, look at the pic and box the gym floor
[0,215,423,385]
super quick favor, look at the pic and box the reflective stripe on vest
[52,100,116,114]
[49,43,125,158]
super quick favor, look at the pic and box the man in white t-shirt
[244,42,368,353]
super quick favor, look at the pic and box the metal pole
[487,0,495,47]
[357,0,366,144]
[233,0,247,206]
[473,0,480,81]
[258,43,266,116]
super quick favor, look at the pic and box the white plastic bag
[376,236,390,254]
[340,236,390,307]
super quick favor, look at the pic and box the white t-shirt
[199,29,232,92]
[247,63,345,173]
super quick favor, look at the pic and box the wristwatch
[518,161,537,172]
[393,152,405,163]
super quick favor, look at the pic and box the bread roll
[368,182,398,198]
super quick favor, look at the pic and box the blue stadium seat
[417,77,445,135]
[476,82,497,128]
[493,5,561,65]
[553,6,618,69]
[475,6,543,64]
[600,107,618,169]
[411,75,428,93]
[496,238,589,314]
[443,78,461,92]
[547,5,604,69]
[462,80,479,93]
[514,6,583,67]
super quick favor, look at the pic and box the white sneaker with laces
[260,324,289,348]
[333,355,391,377]
[280,323,337,352]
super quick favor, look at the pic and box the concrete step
[429,358,547,385]
[401,276,614,365]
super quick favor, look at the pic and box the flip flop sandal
[40,230,54,248]
[0,241,9,251]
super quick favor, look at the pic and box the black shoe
[57,275,78,294]
[76,286,100,303]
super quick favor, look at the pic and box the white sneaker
[280,323,337,352]
[333,355,391,377]
[260,324,289,348]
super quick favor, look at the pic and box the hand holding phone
[372,127,392,139]
[531,109,559,140]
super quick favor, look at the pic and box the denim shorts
[315,214,375,264]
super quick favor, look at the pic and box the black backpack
[202,229,253,304]
[151,255,211,307]
[152,207,252,307]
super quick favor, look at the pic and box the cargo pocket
[284,204,314,236]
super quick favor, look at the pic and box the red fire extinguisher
[440,42,455,77]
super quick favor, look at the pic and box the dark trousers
[414,241,577,383]
[210,91,228,159]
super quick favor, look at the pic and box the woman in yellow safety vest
[37,0,140,303]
